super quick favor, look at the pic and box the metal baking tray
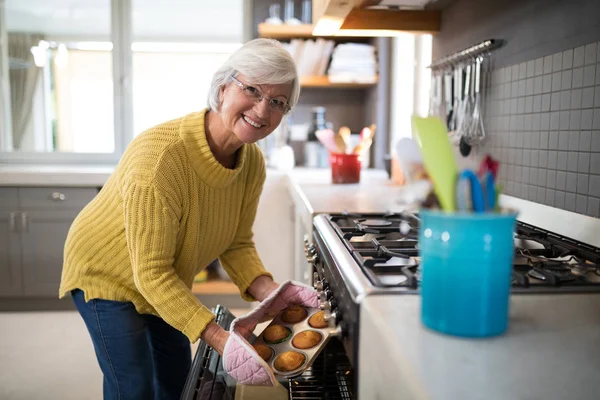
[251,306,336,378]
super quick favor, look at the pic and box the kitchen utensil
[352,136,372,155]
[412,116,458,212]
[477,154,499,179]
[455,169,496,212]
[394,137,424,184]
[252,307,338,379]
[469,56,486,144]
[333,132,348,154]
[315,128,340,153]
[420,209,518,337]
[338,126,352,152]
[458,62,473,156]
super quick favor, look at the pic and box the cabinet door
[294,209,312,285]
[20,210,78,297]
[0,210,23,296]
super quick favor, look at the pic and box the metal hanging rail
[428,39,503,69]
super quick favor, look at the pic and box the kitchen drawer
[19,187,97,210]
[0,188,19,208]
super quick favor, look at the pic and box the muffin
[253,344,273,362]
[292,330,322,349]
[308,311,328,329]
[281,305,308,324]
[263,325,292,344]
[274,351,306,372]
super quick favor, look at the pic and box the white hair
[207,38,300,112]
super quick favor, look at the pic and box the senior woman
[58,38,312,399]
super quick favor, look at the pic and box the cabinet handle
[52,192,67,201]
[21,212,28,232]
[10,212,18,232]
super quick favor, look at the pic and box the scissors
[455,169,496,212]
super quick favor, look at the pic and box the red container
[330,153,361,184]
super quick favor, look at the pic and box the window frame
[0,0,133,165]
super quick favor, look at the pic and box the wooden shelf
[258,23,316,39]
[300,75,378,88]
[192,280,239,295]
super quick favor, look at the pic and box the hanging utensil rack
[428,39,503,70]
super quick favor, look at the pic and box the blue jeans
[71,289,191,400]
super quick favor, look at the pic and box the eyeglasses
[230,75,291,115]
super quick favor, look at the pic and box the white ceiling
[6,0,244,42]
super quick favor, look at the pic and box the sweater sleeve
[124,182,215,342]
[219,161,273,302]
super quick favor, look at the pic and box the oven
[181,305,355,400]
[183,210,600,399]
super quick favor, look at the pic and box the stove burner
[378,274,408,286]
[527,263,578,285]
[361,219,392,227]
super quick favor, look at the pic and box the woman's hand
[248,275,280,302]
[200,321,230,355]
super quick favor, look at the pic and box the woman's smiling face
[218,74,293,144]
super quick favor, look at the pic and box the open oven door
[181,305,355,400]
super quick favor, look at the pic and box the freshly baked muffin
[274,351,306,372]
[281,305,308,324]
[308,311,328,329]
[292,330,322,349]
[263,325,292,344]
[252,344,273,362]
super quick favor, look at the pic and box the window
[0,0,245,163]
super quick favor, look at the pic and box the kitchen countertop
[286,168,404,214]
[0,165,114,187]
[359,294,600,400]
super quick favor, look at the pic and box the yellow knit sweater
[59,109,272,342]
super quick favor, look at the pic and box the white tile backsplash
[485,39,600,217]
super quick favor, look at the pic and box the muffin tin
[251,306,336,378]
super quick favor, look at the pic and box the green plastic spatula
[412,116,458,212]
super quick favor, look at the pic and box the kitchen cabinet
[0,187,97,297]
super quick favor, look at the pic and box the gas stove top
[321,212,600,294]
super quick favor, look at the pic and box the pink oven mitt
[222,280,319,386]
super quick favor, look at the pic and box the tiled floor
[0,308,252,400]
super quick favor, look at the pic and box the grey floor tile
[561,90,571,110]
[594,109,600,130]
[558,131,569,149]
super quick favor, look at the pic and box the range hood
[312,0,442,37]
